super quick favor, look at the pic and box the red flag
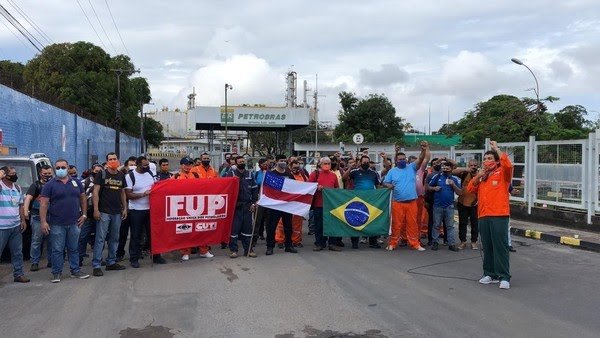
[149,177,239,255]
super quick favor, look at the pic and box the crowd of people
[0,140,513,289]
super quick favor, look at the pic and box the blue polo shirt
[428,173,461,208]
[349,168,379,190]
[383,163,418,201]
[41,177,84,226]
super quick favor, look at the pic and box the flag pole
[247,208,257,257]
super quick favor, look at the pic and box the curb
[511,227,600,253]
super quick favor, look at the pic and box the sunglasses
[55,166,67,170]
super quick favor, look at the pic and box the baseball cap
[180,157,194,165]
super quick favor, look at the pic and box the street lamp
[224,83,233,152]
[511,58,541,113]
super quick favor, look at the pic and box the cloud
[359,64,409,87]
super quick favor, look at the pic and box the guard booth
[189,105,310,153]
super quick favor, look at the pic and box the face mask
[231,165,237,171]
[483,160,496,171]
[129,166,137,171]
[237,164,246,171]
[70,174,77,178]
[299,164,305,170]
[107,160,120,170]
[292,167,299,173]
[321,164,331,172]
[277,162,287,169]
[7,175,18,182]
[141,166,150,172]
[361,163,370,170]
[433,164,441,171]
[56,169,68,178]
[202,160,210,167]
[470,167,478,173]
[41,175,52,182]
[396,160,407,169]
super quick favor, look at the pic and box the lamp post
[511,58,541,113]
[224,83,233,152]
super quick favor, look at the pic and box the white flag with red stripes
[257,171,317,218]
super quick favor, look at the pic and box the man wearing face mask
[309,157,340,251]
[382,141,431,251]
[40,159,89,283]
[424,158,447,246]
[116,158,137,260]
[125,156,167,267]
[427,160,462,252]
[91,153,128,276]
[343,155,382,249]
[453,159,480,250]
[265,154,298,255]
[77,164,103,266]
[68,165,79,182]
[252,158,269,243]
[275,160,307,248]
[0,167,30,283]
[24,165,54,271]
[192,153,218,179]
[225,156,259,258]
[468,141,513,290]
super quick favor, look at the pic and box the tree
[333,92,404,143]
[143,117,164,147]
[0,60,26,89]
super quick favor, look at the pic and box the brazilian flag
[323,189,391,237]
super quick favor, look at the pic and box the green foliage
[143,117,164,147]
[333,92,404,143]
[9,41,161,141]
[440,95,592,148]
[0,60,26,89]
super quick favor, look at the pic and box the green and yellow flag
[323,188,391,237]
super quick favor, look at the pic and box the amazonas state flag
[323,188,391,237]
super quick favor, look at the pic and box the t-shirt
[94,170,125,214]
[457,171,477,206]
[26,180,45,215]
[0,181,23,229]
[428,173,461,208]
[308,170,339,208]
[41,177,84,226]
[349,168,379,190]
[125,170,155,210]
[383,163,418,202]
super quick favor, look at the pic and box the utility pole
[224,83,233,152]
[112,68,139,157]
[314,74,318,158]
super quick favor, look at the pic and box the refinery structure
[147,71,316,158]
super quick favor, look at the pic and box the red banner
[149,177,239,255]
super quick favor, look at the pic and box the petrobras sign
[190,106,310,127]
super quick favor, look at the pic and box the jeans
[313,207,328,248]
[230,205,253,253]
[128,209,149,262]
[30,216,51,264]
[457,203,478,243]
[78,216,96,259]
[432,206,456,245]
[116,216,130,258]
[49,224,81,275]
[92,213,121,268]
[0,226,25,277]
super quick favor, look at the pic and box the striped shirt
[0,181,23,229]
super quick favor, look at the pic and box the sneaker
[499,281,511,289]
[359,237,368,244]
[385,245,394,251]
[265,248,274,255]
[277,243,284,249]
[93,268,104,277]
[230,251,238,259]
[306,231,314,236]
[285,247,298,253]
[131,260,140,268]
[415,246,426,252]
[30,263,39,272]
[328,245,342,252]
[336,241,345,248]
[247,251,257,258]
[457,242,467,250]
[116,256,124,262]
[14,275,30,283]
[51,274,61,283]
[293,243,304,248]
[106,263,126,271]
[313,246,323,251]
[509,246,517,253]
[443,241,448,246]
[471,242,479,250]
[449,245,459,252]
[377,238,384,244]
[70,271,90,279]
[181,254,190,261]
[431,242,439,251]
[199,252,214,258]
[479,276,500,284]
[153,256,167,264]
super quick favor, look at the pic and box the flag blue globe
[344,201,370,227]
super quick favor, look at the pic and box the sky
[1,0,600,133]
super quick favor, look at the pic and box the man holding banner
[225,156,258,258]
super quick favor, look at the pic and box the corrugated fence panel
[0,84,140,170]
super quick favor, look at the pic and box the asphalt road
[1,236,599,338]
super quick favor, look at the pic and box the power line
[6,0,53,45]
[75,0,108,51]
[0,15,37,53]
[0,4,42,52]
[104,0,129,55]
[87,0,117,55]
